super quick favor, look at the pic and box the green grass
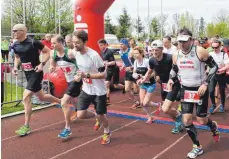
[1,82,25,115]
[114,54,121,60]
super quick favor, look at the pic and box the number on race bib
[83,78,92,84]
[184,90,201,104]
[22,62,34,71]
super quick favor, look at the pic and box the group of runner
[10,23,228,158]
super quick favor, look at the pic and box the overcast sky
[106,0,229,25]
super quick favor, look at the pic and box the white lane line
[2,120,65,142]
[152,133,187,159]
[48,120,139,159]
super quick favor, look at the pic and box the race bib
[22,62,34,71]
[184,90,201,103]
[83,78,92,84]
[60,67,72,74]
[162,83,169,92]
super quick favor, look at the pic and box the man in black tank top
[12,24,61,136]
[142,40,183,134]
[98,39,124,105]
[168,28,220,158]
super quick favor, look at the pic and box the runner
[163,36,177,55]
[143,40,183,133]
[72,30,111,145]
[12,24,61,136]
[98,39,124,105]
[119,38,140,109]
[208,39,229,113]
[168,28,220,158]
[132,46,158,124]
[65,34,74,49]
[49,35,82,139]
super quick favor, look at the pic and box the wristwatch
[86,73,91,78]
[41,62,46,66]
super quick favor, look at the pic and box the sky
[105,0,229,25]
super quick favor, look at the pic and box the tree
[134,16,145,39]
[206,22,229,38]
[151,17,159,37]
[214,9,229,23]
[199,17,205,37]
[1,0,73,36]
[116,7,132,39]
[104,13,117,34]
[172,13,180,35]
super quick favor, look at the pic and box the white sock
[104,127,110,134]
[65,126,71,130]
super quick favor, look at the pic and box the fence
[1,62,52,107]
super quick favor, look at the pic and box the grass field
[1,82,26,115]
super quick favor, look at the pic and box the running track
[2,87,229,159]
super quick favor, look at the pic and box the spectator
[1,39,10,62]
[1,63,10,104]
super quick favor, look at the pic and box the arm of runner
[80,54,106,79]
[49,50,56,73]
[218,54,229,72]
[40,46,51,64]
[106,51,116,66]
[198,47,218,85]
[13,54,20,75]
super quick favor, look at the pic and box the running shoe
[58,128,72,139]
[219,104,225,113]
[171,114,184,134]
[209,104,216,113]
[146,117,154,124]
[130,101,141,109]
[187,145,204,158]
[15,125,31,136]
[155,102,162,115]
[177,104,182,112]
[94,119,101,131]
[212,121,220,142]
[101,133,111,145]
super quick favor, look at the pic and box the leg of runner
[36,89,61,104]
[105,81,111,105]
[58,94,72,139]
[15,89,34,136]
[143,91,156,124]
[126,81,140,109]
[209,77,217,113]
[218,78,226,112]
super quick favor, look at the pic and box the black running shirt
[149,53,172,83]
[101,48,116,69]
[13,38,44,70]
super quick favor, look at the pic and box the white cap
[177,34,191,41]
[151,40,163,48]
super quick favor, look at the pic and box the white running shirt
[73,48,106,96]
[163,45,177,55]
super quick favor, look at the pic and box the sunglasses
[212,46,220,49]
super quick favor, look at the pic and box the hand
[74,74,82,82]
[198,84,207,96]
[125,67,132,71]
[12,67,18,75]
[167,79,174,91]
[34,63,43,72]
[77,70,86,78]
[49,66,56,73]
[136,79,143,85]
[217,68,225,74]
[155,76,161,83]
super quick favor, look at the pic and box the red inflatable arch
[74,0,115,54]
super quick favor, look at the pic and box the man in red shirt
[41,34,52,49]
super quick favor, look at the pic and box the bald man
[12,24,61,136]
[65,34,74,49]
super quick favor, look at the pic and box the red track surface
[2,86,229,159]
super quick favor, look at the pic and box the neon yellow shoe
[177,104,182,112]
[101,133,111,145]
[94,119,101,131]
[15,125,31,136]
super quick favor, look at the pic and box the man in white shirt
[209,39,229,113]
[163,36,177,55]
[72,30,111,145]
